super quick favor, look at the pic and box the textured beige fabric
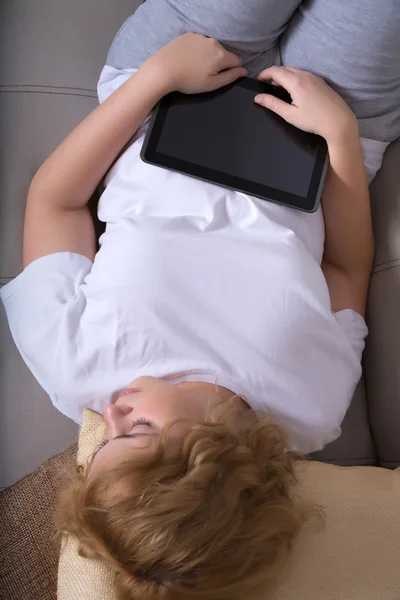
[57,411,116,600]
[275,461,400,599]
[58,409,400,600]
[0,443,77,600]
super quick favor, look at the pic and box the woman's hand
[254,66,358,144]
[141,33,247,95]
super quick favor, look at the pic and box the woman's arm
[24,68,167,266]
[254,66,373,316]
[321,130,373,316]
[24,34,246,267]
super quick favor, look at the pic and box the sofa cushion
[0,0,139,485]
[0,444,77,600]
[58,409,400,600]
[0,0,140,277]
[0,0,141,90]
[364,137,400,468]
[0,92,98,277]
[0,280,79,488]
[312,376,376,466]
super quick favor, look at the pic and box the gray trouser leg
[280,0,400,141]
[107,0,400,142]
[106,0,303,75]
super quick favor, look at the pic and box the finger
[285,66,326,84]
[254,93,293,121]
[219,49,244,70]
[258,78,281,88]
[257,66,297,89]
[280,66,303,74]
[211,66,248,90]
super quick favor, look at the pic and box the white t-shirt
[1,66,375,455]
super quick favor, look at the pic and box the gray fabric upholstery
[0,0,140,487]
[0,0,398,486]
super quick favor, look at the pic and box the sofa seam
[0,85,97,99]
[372,261,400,274]
[0,83,96,93]
[373,257,400,268]
[0,90,96,99]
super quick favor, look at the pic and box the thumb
[211,66,248,90]
[254,93,293,122]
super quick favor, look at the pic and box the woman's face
[90,376,221,475]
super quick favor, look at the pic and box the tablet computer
[141,77,328,213]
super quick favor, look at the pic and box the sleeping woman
[2,1,399,598]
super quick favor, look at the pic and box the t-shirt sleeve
[334,309,368,363]
[278,309,368,454]
[1,253,92,417]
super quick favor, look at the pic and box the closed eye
[131,418,153,429]
[92,419,154,460]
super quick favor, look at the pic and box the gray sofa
[1,0,399,489]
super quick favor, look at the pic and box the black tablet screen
[144,79,328,212]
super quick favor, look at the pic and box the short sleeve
[334,309,368,363]
[1,253,92,411]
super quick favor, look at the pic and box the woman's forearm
[322,127,374,277]
[29,65,169,209]
[29,34,246,212]
[22,35,246,267]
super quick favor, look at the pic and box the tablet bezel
[141,77,328,213]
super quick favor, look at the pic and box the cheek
[136,394,174,418]
[155,394,201,423]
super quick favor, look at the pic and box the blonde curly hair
[57,401,312,600]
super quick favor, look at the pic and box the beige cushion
[58,409,400,600]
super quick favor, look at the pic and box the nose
[103,404,133,437]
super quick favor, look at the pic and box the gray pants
[107,0,400,142]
